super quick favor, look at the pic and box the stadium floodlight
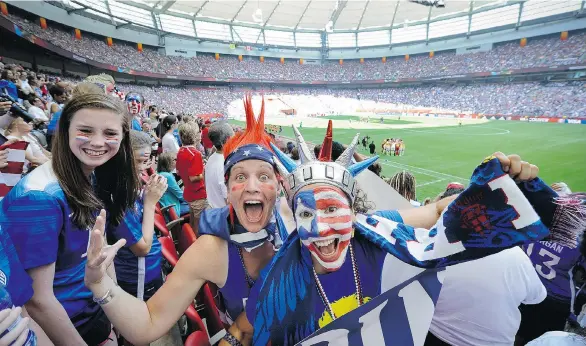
[252,8,263,23]
[408,0,445,8]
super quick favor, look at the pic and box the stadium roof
[56,0,583,48]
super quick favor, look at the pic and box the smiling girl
[0,93,139,346]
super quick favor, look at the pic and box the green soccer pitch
[229,117,586,201]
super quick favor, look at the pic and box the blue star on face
[257,146,264,151]
[243,150,251,156]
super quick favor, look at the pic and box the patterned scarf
[229,207,281,252]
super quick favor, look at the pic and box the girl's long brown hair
[52,93,140,229]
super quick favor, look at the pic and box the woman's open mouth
[314,237,340,259]
[243,200,264,223]
[308,234,352,263]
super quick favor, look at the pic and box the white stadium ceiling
[140,0,499,30]
[57,0,584,47]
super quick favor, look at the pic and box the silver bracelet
[93,288,114,305]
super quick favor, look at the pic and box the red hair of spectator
[223,94,273,159]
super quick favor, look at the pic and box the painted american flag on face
[295,186,354,271]
[0,141,28,200]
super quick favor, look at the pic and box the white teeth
[315,239,335,247]
[83,149,107,156]
[244,201,262,205]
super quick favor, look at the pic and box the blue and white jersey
[0,224,33,307]
[108,194,162,297]
[0,162,97,326]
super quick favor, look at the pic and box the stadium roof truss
[53,0,586,49]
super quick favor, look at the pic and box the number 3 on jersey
[526,243,560,280]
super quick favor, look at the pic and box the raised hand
[492,152,539,183]
[0,307,30,346]
[144,174,168,206]
[85,209,126,288]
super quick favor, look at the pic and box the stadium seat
[166,204,191,226]
[178,224,197,255]
[184,331,211,346]
[154,213,171,238]
[159,236,178,267]
[184,305,208,336]
[200,284,225,335]
[159,236,213,345]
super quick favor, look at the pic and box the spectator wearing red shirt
[176,123,209,235]
[201,120,213,157]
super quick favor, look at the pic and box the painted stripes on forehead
[314,189,350,210]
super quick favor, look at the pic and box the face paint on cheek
[104,135,120,146]
[231,183,244,192]
[75,131,90,142]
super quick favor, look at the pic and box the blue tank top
[198,206,286,324]
[523,241,582,302]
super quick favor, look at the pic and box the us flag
[0,141,28,200]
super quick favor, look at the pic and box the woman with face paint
[0,93,140,346]
[220,121,569,346]
[82,96,288,345]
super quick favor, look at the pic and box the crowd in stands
[4,12,586,82]
[90,82,586,118]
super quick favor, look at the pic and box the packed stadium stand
[6,12,586,81]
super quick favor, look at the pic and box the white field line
[379,159,440,178]
[380,160,469,182]
[401,126,511,136]
[416,179,446,188]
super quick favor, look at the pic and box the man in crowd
[205,121,234,208]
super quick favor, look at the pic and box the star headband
[224,143,275,175]
[271,120,379,206]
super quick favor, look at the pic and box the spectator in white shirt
[161,114,179,154]
[204,121,234,208]
[425,247,547,346]
[26,95,48,122]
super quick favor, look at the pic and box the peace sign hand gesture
[84,209,126,289]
